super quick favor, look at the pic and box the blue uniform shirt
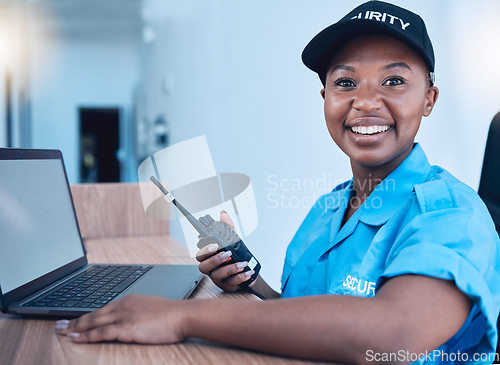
[281,143,500,364]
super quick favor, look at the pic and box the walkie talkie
[150,176,260,287]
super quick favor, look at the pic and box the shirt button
[320,252,329,261]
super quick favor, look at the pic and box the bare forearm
[183,295,382,363]
[182,276,470,363]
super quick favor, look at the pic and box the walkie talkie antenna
[149,176,210,236]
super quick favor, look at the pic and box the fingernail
[220,251,232,260]
[207,243,218,252]
[55,320,69,331]
[220,210,228,215]
[67,332,80,339]
[244,269,255,277]
[236,261,248,269]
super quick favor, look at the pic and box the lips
[344,117,394,145]
[350,125,390,135]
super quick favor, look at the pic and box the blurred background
[1,0,499,290]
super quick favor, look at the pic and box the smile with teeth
[351,125,391,135]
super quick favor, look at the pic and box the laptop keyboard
[23,265,152,309]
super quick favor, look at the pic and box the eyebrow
[383,62,412,71]
[329,62,413,76]
[329,65,355,75]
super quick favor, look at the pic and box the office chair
[477,111,500,357]
[479,111,500,234]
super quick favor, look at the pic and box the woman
[58,2,500,363]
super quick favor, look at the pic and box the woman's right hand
[195,211,255,292]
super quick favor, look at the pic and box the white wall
[140,0,500,291]
[28,9,141,183]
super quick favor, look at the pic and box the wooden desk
[0,237,332,365]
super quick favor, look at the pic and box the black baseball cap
[302,1,435,85]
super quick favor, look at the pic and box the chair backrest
[477,111,500,356]
[70,183,169,240]
[478,111,500,233]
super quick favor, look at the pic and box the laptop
[0,148,203,317]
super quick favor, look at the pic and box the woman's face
[321,35,438,170]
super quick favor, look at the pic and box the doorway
[79,107,120,183]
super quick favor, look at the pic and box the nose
[351,83,382,111]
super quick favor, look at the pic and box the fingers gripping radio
[150,176,260,287]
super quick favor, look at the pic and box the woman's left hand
[56,294,187,344]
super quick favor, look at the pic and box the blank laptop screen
[0,159,84,294]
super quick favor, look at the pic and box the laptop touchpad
[120,273,198,300]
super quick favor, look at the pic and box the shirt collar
[322,179,353,213]
[358,143,432,226]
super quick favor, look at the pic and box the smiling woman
[322,35,438,174]
[57,2,500,364]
